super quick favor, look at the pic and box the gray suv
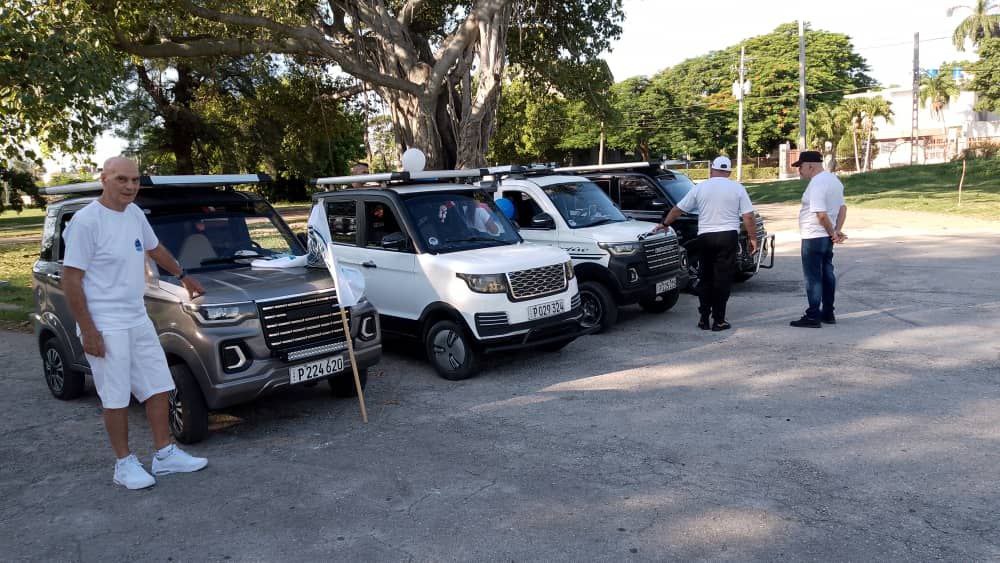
[32,175,382,443]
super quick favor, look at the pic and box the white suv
[488,166,688,332]
[312,170,588,380]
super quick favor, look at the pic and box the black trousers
[696,230,738,323]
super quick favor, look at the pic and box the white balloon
[401,148,426,172]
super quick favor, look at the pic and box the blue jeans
[801,237,836,320]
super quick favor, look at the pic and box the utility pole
[911,32,920,165]
[598,121,605,165]
[733,44,750,181]
[798,20,807,150]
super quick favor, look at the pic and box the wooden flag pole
[338,305,368,423]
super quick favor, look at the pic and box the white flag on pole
[306,202,364,307]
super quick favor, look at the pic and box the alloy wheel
[43,347,64,394]
[432,329,467,370]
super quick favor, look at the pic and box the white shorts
[84,320,175,409]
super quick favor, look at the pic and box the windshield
[543,181,627,229]
[656,172,697,203]
[401,191,521,253]
[147,200,304,273]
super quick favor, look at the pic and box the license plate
[527,299,565,320]
[290,355,345,385]
[656,277,677,294]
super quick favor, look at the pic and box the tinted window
[364,201,407,250]
[326,201,358,246]
[39,209,58,262]
[656,172,696,203]
[56,211,76,261]
[619,176,661,211]
[401,191,520,254]
[542,181,627,229]
[589,178,616,204]
[501,190,545,228]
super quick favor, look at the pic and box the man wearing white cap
[655,156,757,331]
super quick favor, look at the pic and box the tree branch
[399,0,425,27]
[427,0,504,97]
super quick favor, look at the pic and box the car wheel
[425,320,480,380]
[639,288,680,313]
[734,272,754,283]
[168,364,209,444]
[328,367,368,398]
[578,281,617,333]
[42,337,85,400]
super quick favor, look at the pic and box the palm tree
[919,72,960,160]
[835,98,867,171]
[949,1,1000,51]
[857,97,893,171]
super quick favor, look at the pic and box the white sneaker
[113,454,156,490]
[151,444,208,476]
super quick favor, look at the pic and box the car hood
[571,221,666,244]
[422,242,570,274]
[161,266,337,305]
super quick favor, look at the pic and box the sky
[77,0,975,169]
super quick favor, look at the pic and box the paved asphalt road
[1,205,998,561]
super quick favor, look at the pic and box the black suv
[557,162,774,284]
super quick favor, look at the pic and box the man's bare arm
[741,212,758,253]
[653,206,685,232]
[62,266,105,357]
[147,244,205,297]
[834,205,847,231]
[814,211,836,238]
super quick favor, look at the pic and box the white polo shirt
[676,177,754,235]
[63,200,159,331]
[799,171,846,239]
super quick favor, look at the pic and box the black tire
[639,288,680,313]
[168,364,209,444]
[328,367,368,398]
[425,319,480,380]
[538,338,575,352]
[578,280,617,333]
[734,272,754,283]
[41,337,85,400]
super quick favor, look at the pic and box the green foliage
[972,38,1000,112]
[950,0,1000,51]
[0,0,125,165]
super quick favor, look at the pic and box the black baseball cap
[791,151,823,167]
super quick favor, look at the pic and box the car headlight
[183,302,257,323]
[456,273,508,294]
[598,241,641,256]
[564,260,575,280]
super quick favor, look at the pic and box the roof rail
[554,161,660,173]
[486,164,556,177]
[39,173,271,195]
[313,169,486,186]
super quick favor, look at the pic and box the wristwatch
[177,269,188,280]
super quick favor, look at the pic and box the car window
[364,201,408,251]
[56,211,77,262]
[326,200,358,246]
[501,190,545,228]
[39,209,58,262]
[619,176,661,211]
[656,172,696,203]
[400,191,520,254]
[589,178,617,205]
[542,181,627,229]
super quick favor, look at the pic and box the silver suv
[32,175,382,443]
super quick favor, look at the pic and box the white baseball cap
[711,156,732,171]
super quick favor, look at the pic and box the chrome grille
[257,290,347,352]
[506,264,567,301]
[643,234,681,272]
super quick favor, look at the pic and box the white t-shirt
[63,200,160,331]
[799,171,846,239]
[676,177,754,235]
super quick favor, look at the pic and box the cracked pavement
[1,204,999,561]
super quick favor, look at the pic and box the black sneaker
[821,313,836,324]
[790,316,822,328]
[711,321,731,332]
[697,317,710,330]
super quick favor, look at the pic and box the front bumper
[607,254,688,304]
[475,303,595,353]
[737,232,776,273]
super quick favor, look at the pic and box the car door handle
[47,273,62,281]
[362,260,377,268]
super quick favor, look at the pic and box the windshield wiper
[201,252,262,266]
[584,218,618,227]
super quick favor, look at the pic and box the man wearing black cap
[789,150,847,328]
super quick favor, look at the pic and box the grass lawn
[0,207,46,240]
[748,159,1000,221]
[0,243,38,328]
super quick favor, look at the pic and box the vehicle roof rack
[39,174,271,195]
[312,169,487,186]
[553,161,660,173]
[486,164,556,178]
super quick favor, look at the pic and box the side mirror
[380,231,407,251]
[530,212,556,230]
[295,231,308,247]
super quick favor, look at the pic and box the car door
[618,175,669,224]
[35,204,88,365]
[496,188,560,248]
[355,197,419,320]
